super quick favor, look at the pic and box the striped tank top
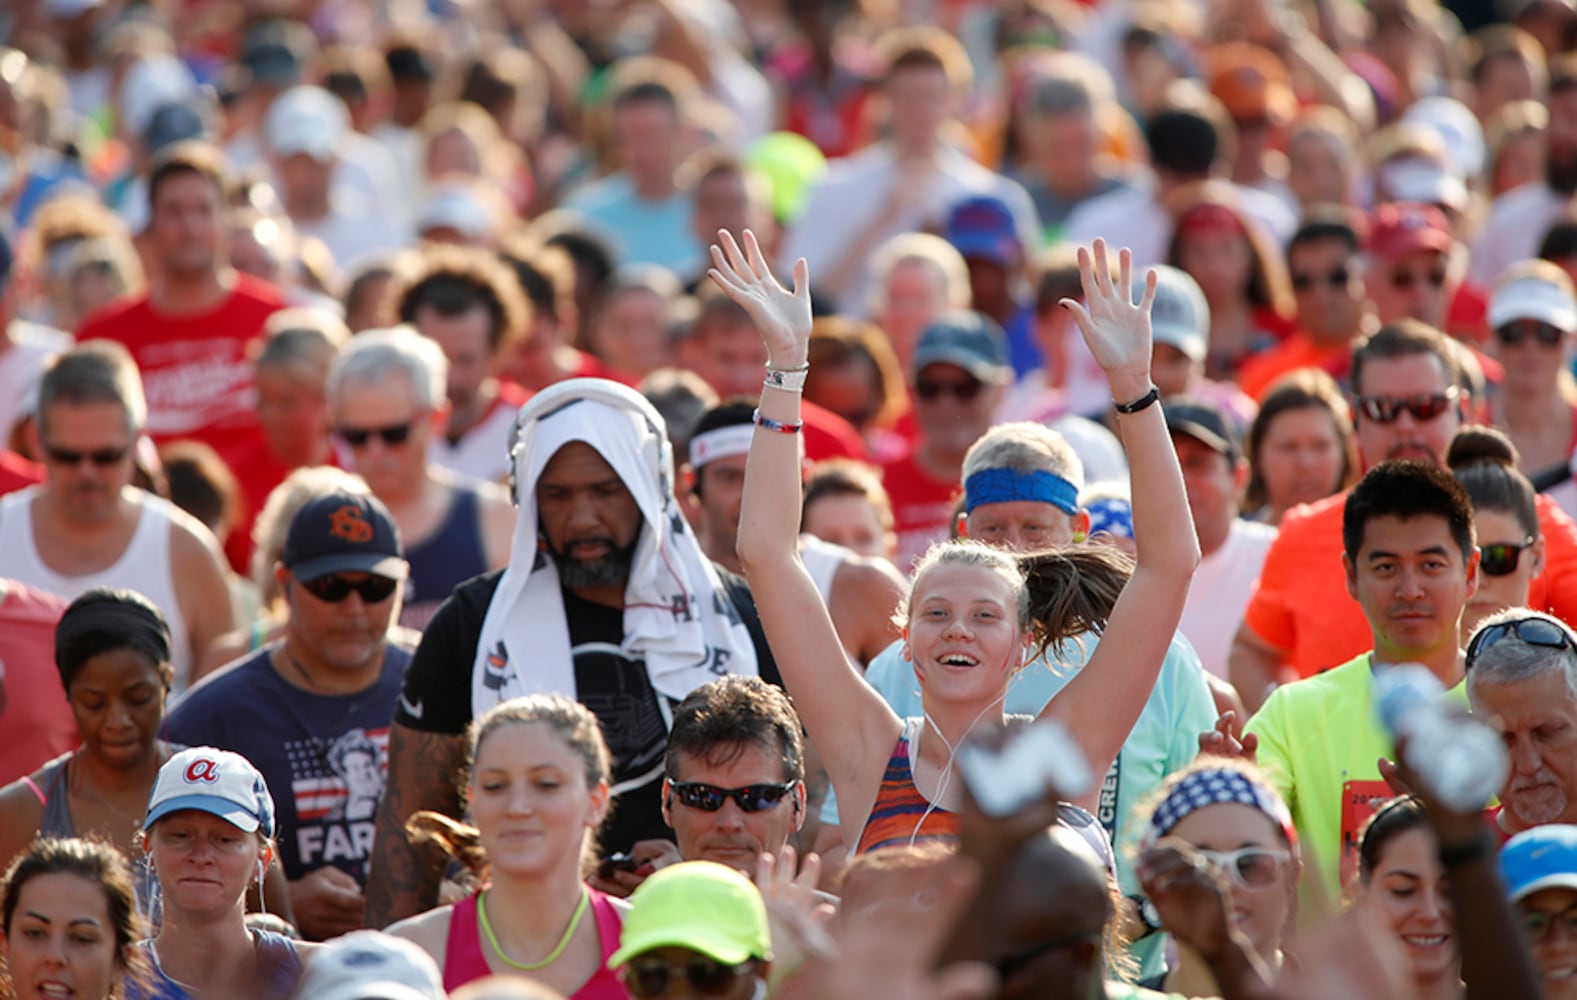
[855,717,960,854]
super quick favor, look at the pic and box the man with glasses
[609,862,772,1000]
[1238,212,1376,401]
[1229,320,1577,710]
[0,341,234,690]
[326,326,513,629]
[1484,263,1577,515]
[1363,202,1462,334]
[587,676,810,897]
[1245,461,1480,923]
[881,311,1013,569]
[165,488,411,941]
[1502,824,1577,1000]
[1467,610,1577,840]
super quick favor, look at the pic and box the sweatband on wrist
[964,468,1080,515]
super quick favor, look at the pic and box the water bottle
[1373,663,1509,813]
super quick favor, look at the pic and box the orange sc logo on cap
[329,504,374,543]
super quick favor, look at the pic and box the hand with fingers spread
[758,847,835,985]
[1060,238,1159,395]
[708,228,813,367]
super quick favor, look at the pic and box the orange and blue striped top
[855,718,961,854]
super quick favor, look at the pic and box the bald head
[990,827,1109,999]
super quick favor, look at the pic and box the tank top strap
[35,753,77,840]
[854,718,959,855]
[574,887,630,1000]
[252,929,305,1000]
[442,893,491,993]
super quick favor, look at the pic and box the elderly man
[166,489,412,940]
[0,342,234,690]
[1467,610,1577,840]
[366,379,779,927]
[327,327,513,629]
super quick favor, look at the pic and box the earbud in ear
[256,860,265,885]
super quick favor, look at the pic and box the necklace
[478,886,589,972]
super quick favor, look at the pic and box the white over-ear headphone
[507,378,674,505]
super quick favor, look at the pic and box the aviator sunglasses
[666,780,798,813]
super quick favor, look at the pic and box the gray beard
[547,535,639,590]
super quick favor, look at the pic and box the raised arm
[1036,241,1201,808]
[716,230,904,831]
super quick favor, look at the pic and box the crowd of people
[11,0,1577,997]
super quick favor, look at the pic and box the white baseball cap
[416,181,493,240]
[1489,271,1577,331]
[144,747,276,837]
[265,85,348,162]
[1140,265,1210,363]
[295,931,445,1000]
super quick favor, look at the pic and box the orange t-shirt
[1242,489,1577,678]
[1236,335,1352,402]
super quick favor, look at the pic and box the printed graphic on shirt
[287,726,389,880]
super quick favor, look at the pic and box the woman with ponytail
[388,696,628,998]
[1448,427,1545,643]
[723,232,1199,854]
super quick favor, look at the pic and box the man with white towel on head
[364,378,780,928]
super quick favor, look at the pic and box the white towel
[472,380,759,716]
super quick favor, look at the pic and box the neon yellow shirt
[1244,653,1468,924]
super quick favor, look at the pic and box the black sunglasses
[667,780,797,813]
[1466,615,1576,671]
[337,421,415,447]
[1356,389,1458,424]
[1479,538,1535,577]
[916,378,984,402]
[1389,267,1448,290]
[298,574,401,604]
[1495,319,1566,347]
[625,957,758,998]
[1291,267,1351,291]
[43,444,131,467]
[993,932,1098,978]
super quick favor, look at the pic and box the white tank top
[798,533,848,604]
[0,486,195,690]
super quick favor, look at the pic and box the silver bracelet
[764,366,809,393]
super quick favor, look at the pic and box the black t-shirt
[394,567,780,853]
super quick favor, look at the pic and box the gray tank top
[27,753,155,915]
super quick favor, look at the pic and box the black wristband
[1114,385,1161,414]
[1437,835,1492,868]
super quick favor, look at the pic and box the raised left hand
[1060,239,1157,389]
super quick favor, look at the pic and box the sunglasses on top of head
[1466,615,1577,671]
[666,780,797,813]
[298,574,401,604]
[1355,388,1459,424]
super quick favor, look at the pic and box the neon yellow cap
[607,861,772,968]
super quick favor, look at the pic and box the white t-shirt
[1470,183,1570,285]
[1063,179,1296,269]
[1179,517,1277,679]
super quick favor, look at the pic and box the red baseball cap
[1367,202,1455,260]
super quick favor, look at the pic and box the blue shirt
[563,173,702,273]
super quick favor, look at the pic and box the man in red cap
[1365,202,1459,331]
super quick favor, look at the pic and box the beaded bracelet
[753,408,803,434]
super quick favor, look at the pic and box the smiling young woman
[386,695,629,998]
[1354,797,1462,1000]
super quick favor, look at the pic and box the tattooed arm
[364,723,467,928]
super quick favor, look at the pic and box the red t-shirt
[0,449,43,498]
[0,581,74,787]
[78,276,286,571]
[880,447,960,573]
[802,400,870,465]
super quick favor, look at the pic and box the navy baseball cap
[945,196,1021,265]
[282,491,407,582]
[911,310,1012,384]
[1165,395,1241,462]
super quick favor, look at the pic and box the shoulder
[427,571,506,629]
[833,551,907,595]
[1277,492,1346,536]
[75,294,149,338]
[1263,654,1368,713]
[172,649,272,709]
[384,903,455,959]
[157,498,228,564]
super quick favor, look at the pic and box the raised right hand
[708,229,813,367]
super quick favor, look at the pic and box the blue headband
[1084,497,1133,539]
[964,468,1079,515]
[1144,767,1296,850]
